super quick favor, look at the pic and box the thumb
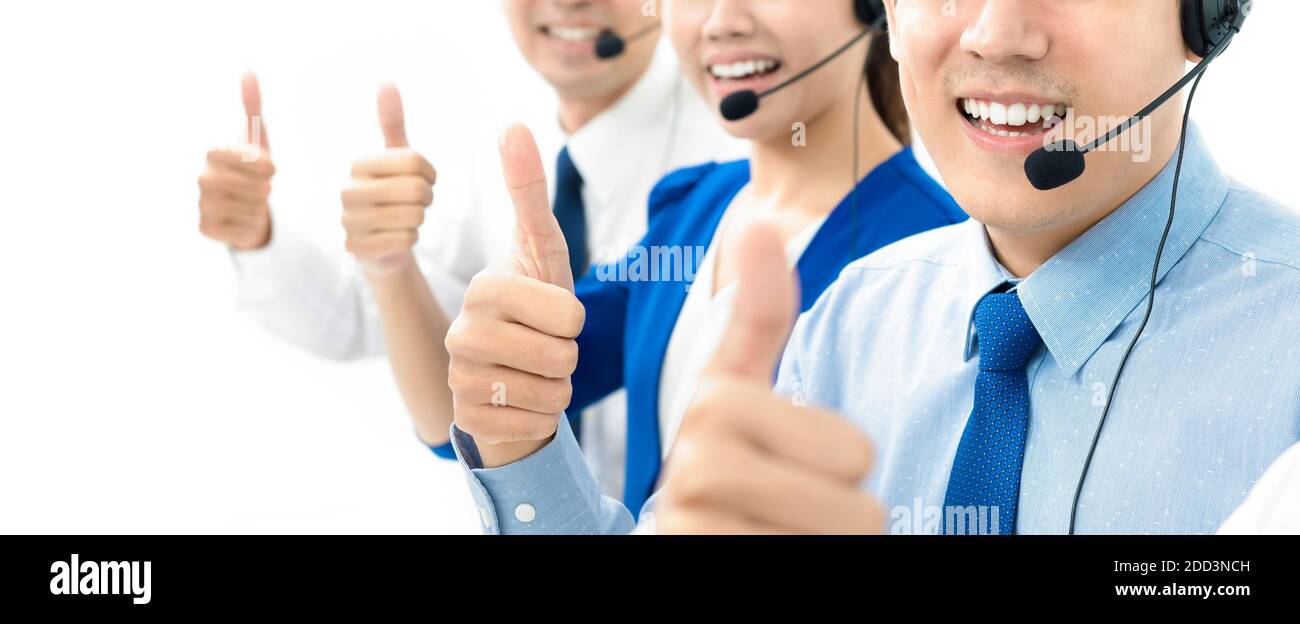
[498,123,573,291]
[704,222,800,385]
[377,82,409,149]
[241,72,269,152]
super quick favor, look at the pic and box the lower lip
[708,70,781,102]
[959,109,1060,156]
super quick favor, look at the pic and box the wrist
[361,251,417,282]
[477,437,553,469]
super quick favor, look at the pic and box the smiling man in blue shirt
[448,0,1299,535]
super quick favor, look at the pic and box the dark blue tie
[553,146,589,279]
[942,290,1042,535]
[553,146,588,442]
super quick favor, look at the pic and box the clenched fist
[445,124,585,469]
[197,73,274,250]
[341,83,437,277]
[655,224,886,535]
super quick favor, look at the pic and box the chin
[947,178,1059,232]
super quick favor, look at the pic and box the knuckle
[400,151,424,171]
[445,362,475,397]
[463,272,503,311]
[536,379,572,414]
[406,204,426,226]
[406,178,432,204]
[685,382,734,430]
[559,299,586,338]
[666,460,719,508]
[444,318,476,359]
[451,402,488,439]
[339,210,360,231]
[525,413,561,441]
[553,340,579,377]
[339,186,359,207]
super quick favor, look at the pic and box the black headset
[1183,0,1247,57]
[856,0,884,26]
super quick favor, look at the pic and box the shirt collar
[960,124,1230,376]
[961,220,1020,361]
[563,41,683,209]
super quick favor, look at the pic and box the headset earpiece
[855,0,885,27]
[1182,0,1247,57]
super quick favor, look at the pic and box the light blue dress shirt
[450,127,1300,534]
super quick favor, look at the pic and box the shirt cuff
[449,416,617,535]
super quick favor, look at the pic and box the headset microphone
[1024,3,1249,191]
[1024,40,1233,191]
[719,27,874,121]
[595,22,662,60]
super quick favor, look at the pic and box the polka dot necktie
[941,291,1042,536]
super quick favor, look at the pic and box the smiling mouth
[957,97,1071,138]
[540,25,603,44]
[708,58,783,82]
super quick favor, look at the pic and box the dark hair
[866,29,911,145]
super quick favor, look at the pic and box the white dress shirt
[228,42,749,497]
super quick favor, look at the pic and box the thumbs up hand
[341,83,437,278]
[445,124,585,468]
[197,73,275,250]
[654,223,885,535]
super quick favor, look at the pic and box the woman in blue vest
[440,0,965,517]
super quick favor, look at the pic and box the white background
[0,1,1296,534]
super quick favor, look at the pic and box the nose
[703,0,757,43]
[960,0,1050,63]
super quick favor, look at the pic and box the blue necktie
[553,147,588,441]
[942,290,1042,535]
[553,146,589,279]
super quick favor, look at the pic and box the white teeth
[988,102,1008,125]
[709,58,779,80]
[547,26,601,42]
[1007,103,1027,126]
[960,98,1068,129]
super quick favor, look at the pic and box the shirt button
[479,507,493,529]
[515,503,537,523]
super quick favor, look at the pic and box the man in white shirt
[194,0,746,496]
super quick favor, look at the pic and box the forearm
[233,225,382,360]
[366,260,455,447]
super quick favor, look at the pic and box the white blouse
[656,198,829,459]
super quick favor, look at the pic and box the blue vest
[571,148,967,516]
